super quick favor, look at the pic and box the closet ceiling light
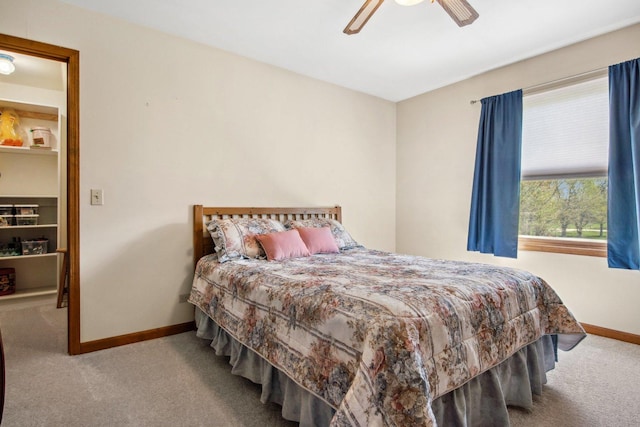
[0,54,16,75]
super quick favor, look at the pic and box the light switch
[91,189,104,205]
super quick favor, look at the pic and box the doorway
[0,34,80,355]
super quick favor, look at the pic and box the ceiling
[49,1,640,101]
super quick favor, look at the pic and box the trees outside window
[519,177,607,240]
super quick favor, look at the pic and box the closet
[0,55,66,304]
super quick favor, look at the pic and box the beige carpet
[0,298,638,426]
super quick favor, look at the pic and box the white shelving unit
[0,146,58,156]
[0,99,61,301]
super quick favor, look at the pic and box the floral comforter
[189,248,585,426]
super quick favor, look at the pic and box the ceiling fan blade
[436,0,479,27]
[344,0,386,35]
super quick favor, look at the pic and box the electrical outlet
[179,293,190,303]
[90,189,104,205]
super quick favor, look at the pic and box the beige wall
[397,24,640,335]
[1,0,396,341]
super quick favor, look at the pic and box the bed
[189,205,586,426]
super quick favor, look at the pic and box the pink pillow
[297,227,340,255]
[255,229,311,261]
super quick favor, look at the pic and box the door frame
[0,34,80,355]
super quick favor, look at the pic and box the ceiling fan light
[0,54,15,75]
[395,0,425,5]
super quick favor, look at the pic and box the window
[518,74,609,257]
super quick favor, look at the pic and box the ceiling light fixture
[395,0,425,5]
[0,54,15,75]
[345,0,478,35]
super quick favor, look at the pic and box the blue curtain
[608,58,640,269]
[467,90,523,258]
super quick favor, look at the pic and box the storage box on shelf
[14,215,38,226]
[21,239,48,256]
[0,199,56,242]
[14,204,38,215]
[30,127,52,148]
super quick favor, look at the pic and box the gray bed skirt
[195,308,556,426]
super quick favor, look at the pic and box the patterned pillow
[207,217,286,262]
[284,218,360,250]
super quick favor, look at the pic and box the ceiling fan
[344,0,479,35]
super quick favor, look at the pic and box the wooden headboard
[193,205,342,267]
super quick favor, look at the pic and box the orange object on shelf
[0,108,23,147]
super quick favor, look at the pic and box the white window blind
[521,76,609,179]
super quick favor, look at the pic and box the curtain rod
[469,66,608,105]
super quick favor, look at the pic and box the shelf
[0,253,57,261]
[0,98,61,306]
[0,286,57,301]
[0,101,58,121]
[0,195,57,199]
[0,224,57,230]
[0,145,58,156]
